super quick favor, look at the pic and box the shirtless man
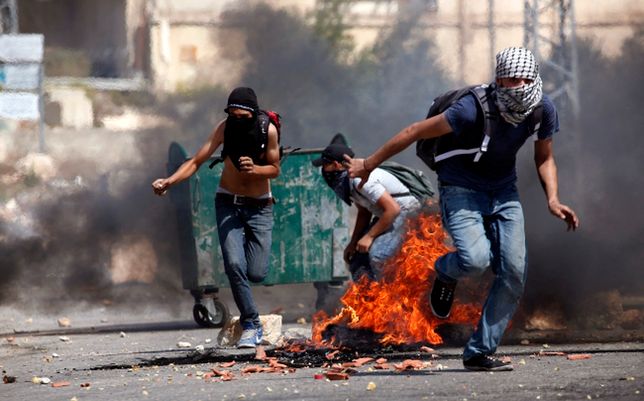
[152,87,280,348]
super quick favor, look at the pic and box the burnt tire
[193,299,229,328]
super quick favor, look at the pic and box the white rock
[176,341,192,348]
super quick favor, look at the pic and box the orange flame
[312,211,480,346]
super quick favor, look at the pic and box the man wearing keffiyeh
[345,47,579,372]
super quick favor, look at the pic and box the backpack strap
[469,84,498,162]
[257,112,270,151]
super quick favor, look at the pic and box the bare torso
[219,157,271,197]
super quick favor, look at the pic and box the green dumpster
[167,143,351,327]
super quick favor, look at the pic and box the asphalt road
[1,313,642,401]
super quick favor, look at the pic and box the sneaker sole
[236,344,257,349]
[430,303,451,319]
[464,364,514,372]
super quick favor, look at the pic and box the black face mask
[223,114,260,170]
[225,114,257,134]
[322,169,352,206]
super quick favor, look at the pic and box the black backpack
[416,84,543,170]
[379,161,435,203]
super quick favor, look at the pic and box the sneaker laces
[439,285,454,302]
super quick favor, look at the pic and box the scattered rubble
[567,353,592,361]
[393,359,425,371]
[254,346,267,361]
[537,351,567,357]
[324,371,349,380]
[31,376,51,384]
[419,346,435,353]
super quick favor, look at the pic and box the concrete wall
[145,0,643,91]
[19,0,132,78]
[46,87,94,129]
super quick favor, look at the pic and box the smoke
[216,3,453,158]
[2,2,640,325]
[216,5,644,315]
[0,126,188,312]
[518,30,644,316]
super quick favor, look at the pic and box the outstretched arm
[152,120,224,195]
[534,138,580,231]
[345,113,452,187]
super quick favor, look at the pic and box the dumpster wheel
[193,299,229,328]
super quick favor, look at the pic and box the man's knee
[457,247,492,275]
[248,270,267,283]
[247,259,269,283]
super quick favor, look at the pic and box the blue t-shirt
[439,93,559,191]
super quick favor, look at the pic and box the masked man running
[152,87,280,349]
[345,47,579,371]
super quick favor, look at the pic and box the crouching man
[313,137,422,281]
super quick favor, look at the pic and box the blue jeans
[434,183,527,361]
[215,199,273,328]
[350,210,412,281]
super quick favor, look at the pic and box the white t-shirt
[349,168,420,217]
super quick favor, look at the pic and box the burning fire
[312,211,480,346]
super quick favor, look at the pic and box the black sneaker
[463,355,514,372]
[430,276,456,319]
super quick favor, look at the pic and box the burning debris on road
[312,211,481,348]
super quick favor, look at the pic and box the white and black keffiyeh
[494,47,543,126]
